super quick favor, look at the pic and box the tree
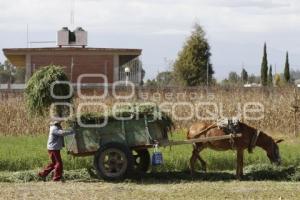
[248,74,256,83]
[0,60,14,84]
[268,65,273,86]
[228,71,240,85]
[261,43,268,86]
[0,70,11,83]
[274,74,281,86]
[174,23,214,86]
[145,79,158,87]
[241,68,248,84]
[140,68,146,86]
[14,67,26,83]
[156,71,174,86]
[284,51,290,83]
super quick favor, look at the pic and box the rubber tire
[133,149,150,172]
[94,143,134,181]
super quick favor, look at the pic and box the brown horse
[187,121,283,179]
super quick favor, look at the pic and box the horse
[187,121,283,179]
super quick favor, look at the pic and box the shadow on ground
[0,164,299,183]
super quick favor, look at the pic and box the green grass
[0,132,300,173]
[0,135,92,171]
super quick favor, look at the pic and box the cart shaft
[166,133,242,146]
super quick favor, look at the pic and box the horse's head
[266,139,284,165]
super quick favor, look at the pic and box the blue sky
[0,0,300,80]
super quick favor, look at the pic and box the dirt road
[1,181,300,200]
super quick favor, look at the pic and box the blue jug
[152,144,163,166]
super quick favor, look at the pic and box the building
[2,27,142,86]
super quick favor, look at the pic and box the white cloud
[208,0,291,9]
[0,0,299,34]
[0,0,300,79]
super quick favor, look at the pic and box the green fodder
[1,165,300,183]
[291,168,300,181]
[244,164,298,181]
[25,65,72,116]
[0,169,96,183]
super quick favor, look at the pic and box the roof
[3,47,142,67]
[3,47,142,55]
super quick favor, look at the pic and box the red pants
[39,150,63,181]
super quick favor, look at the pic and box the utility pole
[241,62,244,85]
[206,62,209,87]
[26,24,29,48]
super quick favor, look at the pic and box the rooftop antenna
[70,0,75,29]
[26,24,29,48]
[241,62,245,84]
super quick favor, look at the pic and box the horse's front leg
[236,149,244,180]
[190,143,202,175]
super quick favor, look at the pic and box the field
[1,181,300,200]
[1,86,300,136]
[1,87,300,199]
[1,133,300,182]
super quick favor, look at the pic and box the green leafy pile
[68,104,174,134]
[25,65,73,116]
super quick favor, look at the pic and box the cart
[65,112,241,181]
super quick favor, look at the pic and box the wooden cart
[65,112,241,181]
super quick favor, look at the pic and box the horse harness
[217,118,241,150]
[248,130,261,153]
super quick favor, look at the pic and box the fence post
[293,87,298,137]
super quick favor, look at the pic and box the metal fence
[118,58,142,85]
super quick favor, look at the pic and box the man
[38,120,75,181]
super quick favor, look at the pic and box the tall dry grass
[0,86,299,136]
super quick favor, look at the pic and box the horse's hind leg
[193,143,206,171]
[189,143,199,176]
[190,143,207,175]
[195,148,207,172]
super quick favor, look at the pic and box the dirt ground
[1,181,299,200]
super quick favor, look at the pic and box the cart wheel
[94,143,134,181]
[133,149,150,172]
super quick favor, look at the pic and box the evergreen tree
[268,65,273,86]
[174,23,214,86]
[284,51,290,83]
[261,43,268,86]
[241,68,248,84]
[228,71,240,85]
[156,71,174,86]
